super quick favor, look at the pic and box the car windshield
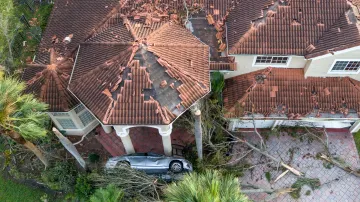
[147,152,163,157]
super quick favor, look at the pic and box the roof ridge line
[84,0,128,41]
[70,45,134,85]
[81,42,134,46]
[226,67,272,116]
[146,22,170,41]
[228,1,279,53]
[149,43,208,48]
[347,77,360,92]
[305,10,354,57]
[123,17,139,41]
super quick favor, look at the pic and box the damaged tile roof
[226,0,360,57]
[23,0,238,120]
[224,68,360,119]
[69,13,210,125]
[22,49,79,112]
[210,57,237,71]
[35,0,121,64]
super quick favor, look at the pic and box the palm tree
[0,76,49,167]
[164,170,249,202]
[90,184,124,202]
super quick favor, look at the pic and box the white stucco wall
[230,119,354,131]
[305,47,360,81]
[48,105,99,136]
[224,55,307,79]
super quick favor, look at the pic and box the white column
[350,120,360,133]
[115,127,135,154]
[102,125,113,134]
[272,120,284,130]
[158,124,173,156]
[228,120,236,131]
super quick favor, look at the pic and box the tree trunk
[52,128,86,169]
[7,131,49,168]
[194,110,203,159]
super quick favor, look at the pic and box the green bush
[41,161,77,192]
[90,184,124,202]
[164,170,249,202]
[88,153,100,163]
[75,174,94,200]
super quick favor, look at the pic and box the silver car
[105,152,193,173]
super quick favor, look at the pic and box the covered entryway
[95,126,194,157]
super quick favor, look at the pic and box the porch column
[272,120,284,130]
[115,127,135,154]
[158,124,173,156]
[102,125,113,134]
[350,120,360,133]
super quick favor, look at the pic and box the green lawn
[0,174,46,202]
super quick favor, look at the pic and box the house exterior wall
[224,55,307,79]
[304,48,360,81]
[48,104,99,136]
[229,119,355,131]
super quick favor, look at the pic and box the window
[79,110,95,126]
[330,60,360,73]
[57,118,77,129]
[74,104,85,114]
[52,112,69,117]
[255,56,289,65]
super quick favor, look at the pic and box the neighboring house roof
[210,57,237,71]
[226,0,360,57]
[22,49,79,112]
[68,15,210,125]
[223,68,360,119]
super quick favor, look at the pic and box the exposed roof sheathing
[226,0,360,57]
[224,68,360,119]
[69,15,210,125]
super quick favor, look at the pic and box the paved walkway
[231,129,360,202]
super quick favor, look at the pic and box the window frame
[56,118,78,129]
[253,55,291,67]
[78,110,95,126]
[328,59,360,75]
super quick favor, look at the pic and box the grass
[354,132,360,156]
[0,174,46,202]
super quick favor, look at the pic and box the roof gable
[227,0,353,55]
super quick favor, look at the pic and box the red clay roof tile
[224,68,360,118]
[23,49,79,112]
[226,0,358,56]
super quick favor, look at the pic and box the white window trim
[252,56,292,67]
[327,59,360,75]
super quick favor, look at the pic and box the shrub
[164,170,249,202]
[75,174,94,200]
[90,184,124,202]
[88,153,100,163]
[41,161,77,192]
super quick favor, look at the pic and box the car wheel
[116,161,130,168]
[170,161,183,173]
